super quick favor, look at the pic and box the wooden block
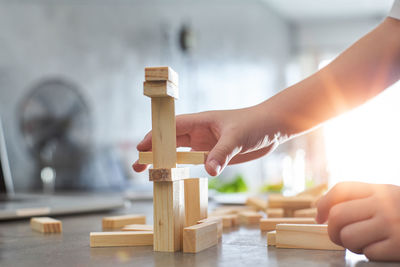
[294,208,318,218]
[90,231,153,247]
[268,195,315,210]
[238,211,263,225]
[149,167,190,182]
[102,214,146,230]
[297,183,328,197]
[144,81,179,99]
[122,224,153,231]
[184,178,208,227]
[221,214,238,228]
[183,221,218,253]
[267,230,276,246]
[139,151,208,165]
[246,196,267,211]
[260,218,316,231]
[197,217,223,239]
[275,224,344,250]
[145,66,179,86]
[210,205,256,216]
[153,180,185,252]
[266,208,284,218]
[30,217,62,233]
[151,97,177,169]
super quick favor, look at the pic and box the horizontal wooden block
[149,167,190,182]
[183,221,218,253]
[238,211,263,225]
[90,231,153,247]
[266,208,284,218]
[260,218,316,231]
[145,66,179,86]
[30,217,62,233]
[267,230,276,246]
[209,206,256,217]
[275,224,344,251]
[246,196,267,211]
[297,183,328,197]
[268,195,315,210]
[219,214,238,228]
[139,151,208,165]
[143,81,178,99]
[102,214,146,230]
[197,217,223,239]
[122,224,153,231]
[294,208,318,218]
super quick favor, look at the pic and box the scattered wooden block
[143,81,179,99]
[183,221,218,253]
[268,195,315,210]
[149,167,190,182]
[267,230,276,246]
[184,178,208,227]
[260,218,316,231]
[294,208,318,218]
[214,214,239,228]
[122,224,153,231]
[266,208,284,218]
[210,205,256,217]
[246,196,267,211]
[139,151,208,165]
[238,211,263,225]
[102,214,146,230]
[145,66,179,86]
[90,231,153,247]
[153,180,185,252]
[297,183,327,197]
[30,217,62,233]
[197,217,223,239]
[275,224,344,250]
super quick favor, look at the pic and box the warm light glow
[323,81,400,186]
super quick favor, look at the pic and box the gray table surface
[0,199,398,267]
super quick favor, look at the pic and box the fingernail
[209,160,221,176]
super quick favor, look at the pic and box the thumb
[206,136,240,176]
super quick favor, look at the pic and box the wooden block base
[183,221,218,253]
[90,231,153,247]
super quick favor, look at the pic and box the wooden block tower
[142,66,209,252]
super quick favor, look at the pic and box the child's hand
[132,105,279,176]
[316,182,400,261]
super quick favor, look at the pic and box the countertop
[0,199,397,267]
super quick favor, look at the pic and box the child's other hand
[132,106,278,176]
[316,182,400,261]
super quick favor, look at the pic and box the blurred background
[0,0,398,196]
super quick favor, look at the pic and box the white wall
[0,0,291,190]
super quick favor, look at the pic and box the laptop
[0,117,124,220]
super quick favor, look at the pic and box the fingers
[340,217,389,254]
[363,238,400,262]
[327,197,375,245]
[137,131,152,151]
[316,182,374,223]
[205,135,241,176]
[229,145,276,165]
[132,160,149,173]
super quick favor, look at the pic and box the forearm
[260,17,400,143]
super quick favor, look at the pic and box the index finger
[316,182,373,223]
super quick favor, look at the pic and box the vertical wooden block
[102,214,146,230]
[184,178,208,227]
[90,231,153,247]
[153,180,185,252]
[267,230,276,246]
[260,218,316,231]
[151,97,177,169]
[183,221,218,253]
[275,224,344,250]
[30,217,62,233]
